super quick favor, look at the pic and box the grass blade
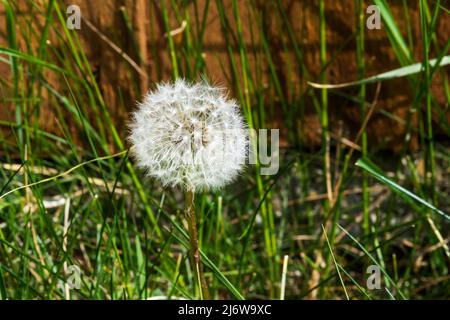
[309,55,450,88]
[356,158,450,221]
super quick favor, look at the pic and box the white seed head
[129,79,247,191]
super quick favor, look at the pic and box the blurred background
[0,0,449,299]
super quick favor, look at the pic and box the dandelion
[129,79,247,298]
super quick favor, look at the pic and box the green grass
[0,0,449,300]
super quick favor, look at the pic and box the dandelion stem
[185,190,210,299]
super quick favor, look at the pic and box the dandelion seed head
[129,79,247,191]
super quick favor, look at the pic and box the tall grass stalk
[355,0,370,239]
[419,0,436,204]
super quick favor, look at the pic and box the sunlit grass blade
[0,47,73,75]
[356,158,450,221]
[309,55,450,88]
[374,0,412,65]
